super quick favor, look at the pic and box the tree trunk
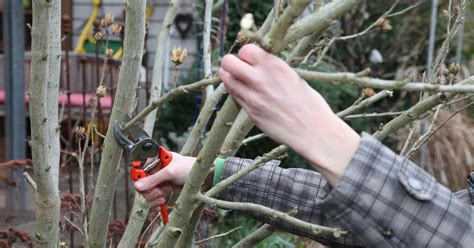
[29,0,61,247]
[87,1,147,247]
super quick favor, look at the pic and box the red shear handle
[131,146,173,224]
[159,146,173,167]
[130,161,147,181]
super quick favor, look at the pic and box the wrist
[296,115,360,186]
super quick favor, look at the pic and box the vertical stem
[29,1,61,247]
[203,0,215,98]
[155,97,240,248]
[87,1,147,247]
[119,1,184,247]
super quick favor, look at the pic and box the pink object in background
[0,90,112,108]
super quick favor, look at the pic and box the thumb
[134,168,170,192]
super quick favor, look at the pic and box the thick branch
[195,194,347,238]
[282,0,361,48]
[180,84,226,155]
[87,1,147,247]
[219,110,255,157]
[120,1,183,245]
[263,0,311,53]
[29,1,61,246]
[296,69,474,93]
[154,97,240,247]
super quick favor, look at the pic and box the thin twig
[338,1,399,41]
[297,69,474,93]
[406,101,474,158]
[241,133,267,146]
[194,226,242,245]
[64,216,85,237]
[343,111,404,119]
[336,90,393,118]
[123,77,221,131]
[22,171,37,190]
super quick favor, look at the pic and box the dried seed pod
[105,48,114,58]
[377,17,392,31]
[75,126,86,140]
[94,32,103,42]
[236,31,252,44]
[111,23,122,34]
[449,63,460,76]
[101,13,114,27]
[96,85,107,98]
[362,88,375,97]
[171,46,188,65]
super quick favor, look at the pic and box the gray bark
[87,1,147,247]
[29,1,61,247]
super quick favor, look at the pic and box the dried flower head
[377,18,392,31]
[96,85,107,98]
[362,88,375,97]
[442,9,450,18]
[75,126,86,140]
[94,32,103,42]
[101,13,114,27]
[236,31,252,44]
[449,63,460,76]
[240,13,254,30]
[105,48,114,58]
[171,46,188,65]
[111,23,122,34]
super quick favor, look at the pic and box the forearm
[215,134,474,247]
[216,157,362,247]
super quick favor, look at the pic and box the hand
[219,44,361,186]
[134,152,196,208]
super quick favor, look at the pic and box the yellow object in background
[74,0,101,54]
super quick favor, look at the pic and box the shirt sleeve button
[383,229,394,239]
[408,177,423,191]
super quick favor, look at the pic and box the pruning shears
[113,121,173,224]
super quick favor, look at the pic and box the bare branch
[29,1,61,246]
[336,90,393,118]
[338,1,399,41]
[195,193,347,238]
[22,171,37,191]
[282,0,362,47]
[297,69,474,93]
[124,77,221,131]
[263,0,311,53]
[207,145,289,198]
[180,84,226,156]
[87,1,147,246]
[194,226,242,245]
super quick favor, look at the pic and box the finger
[150,197,166,208]
[142,188,165,202]
[134,168,170,192]
[219,69,251,101]
[221,54,255,83]
[237,44,268,65]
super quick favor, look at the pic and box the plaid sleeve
[219,157,363,247]
[318,133,474,247]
